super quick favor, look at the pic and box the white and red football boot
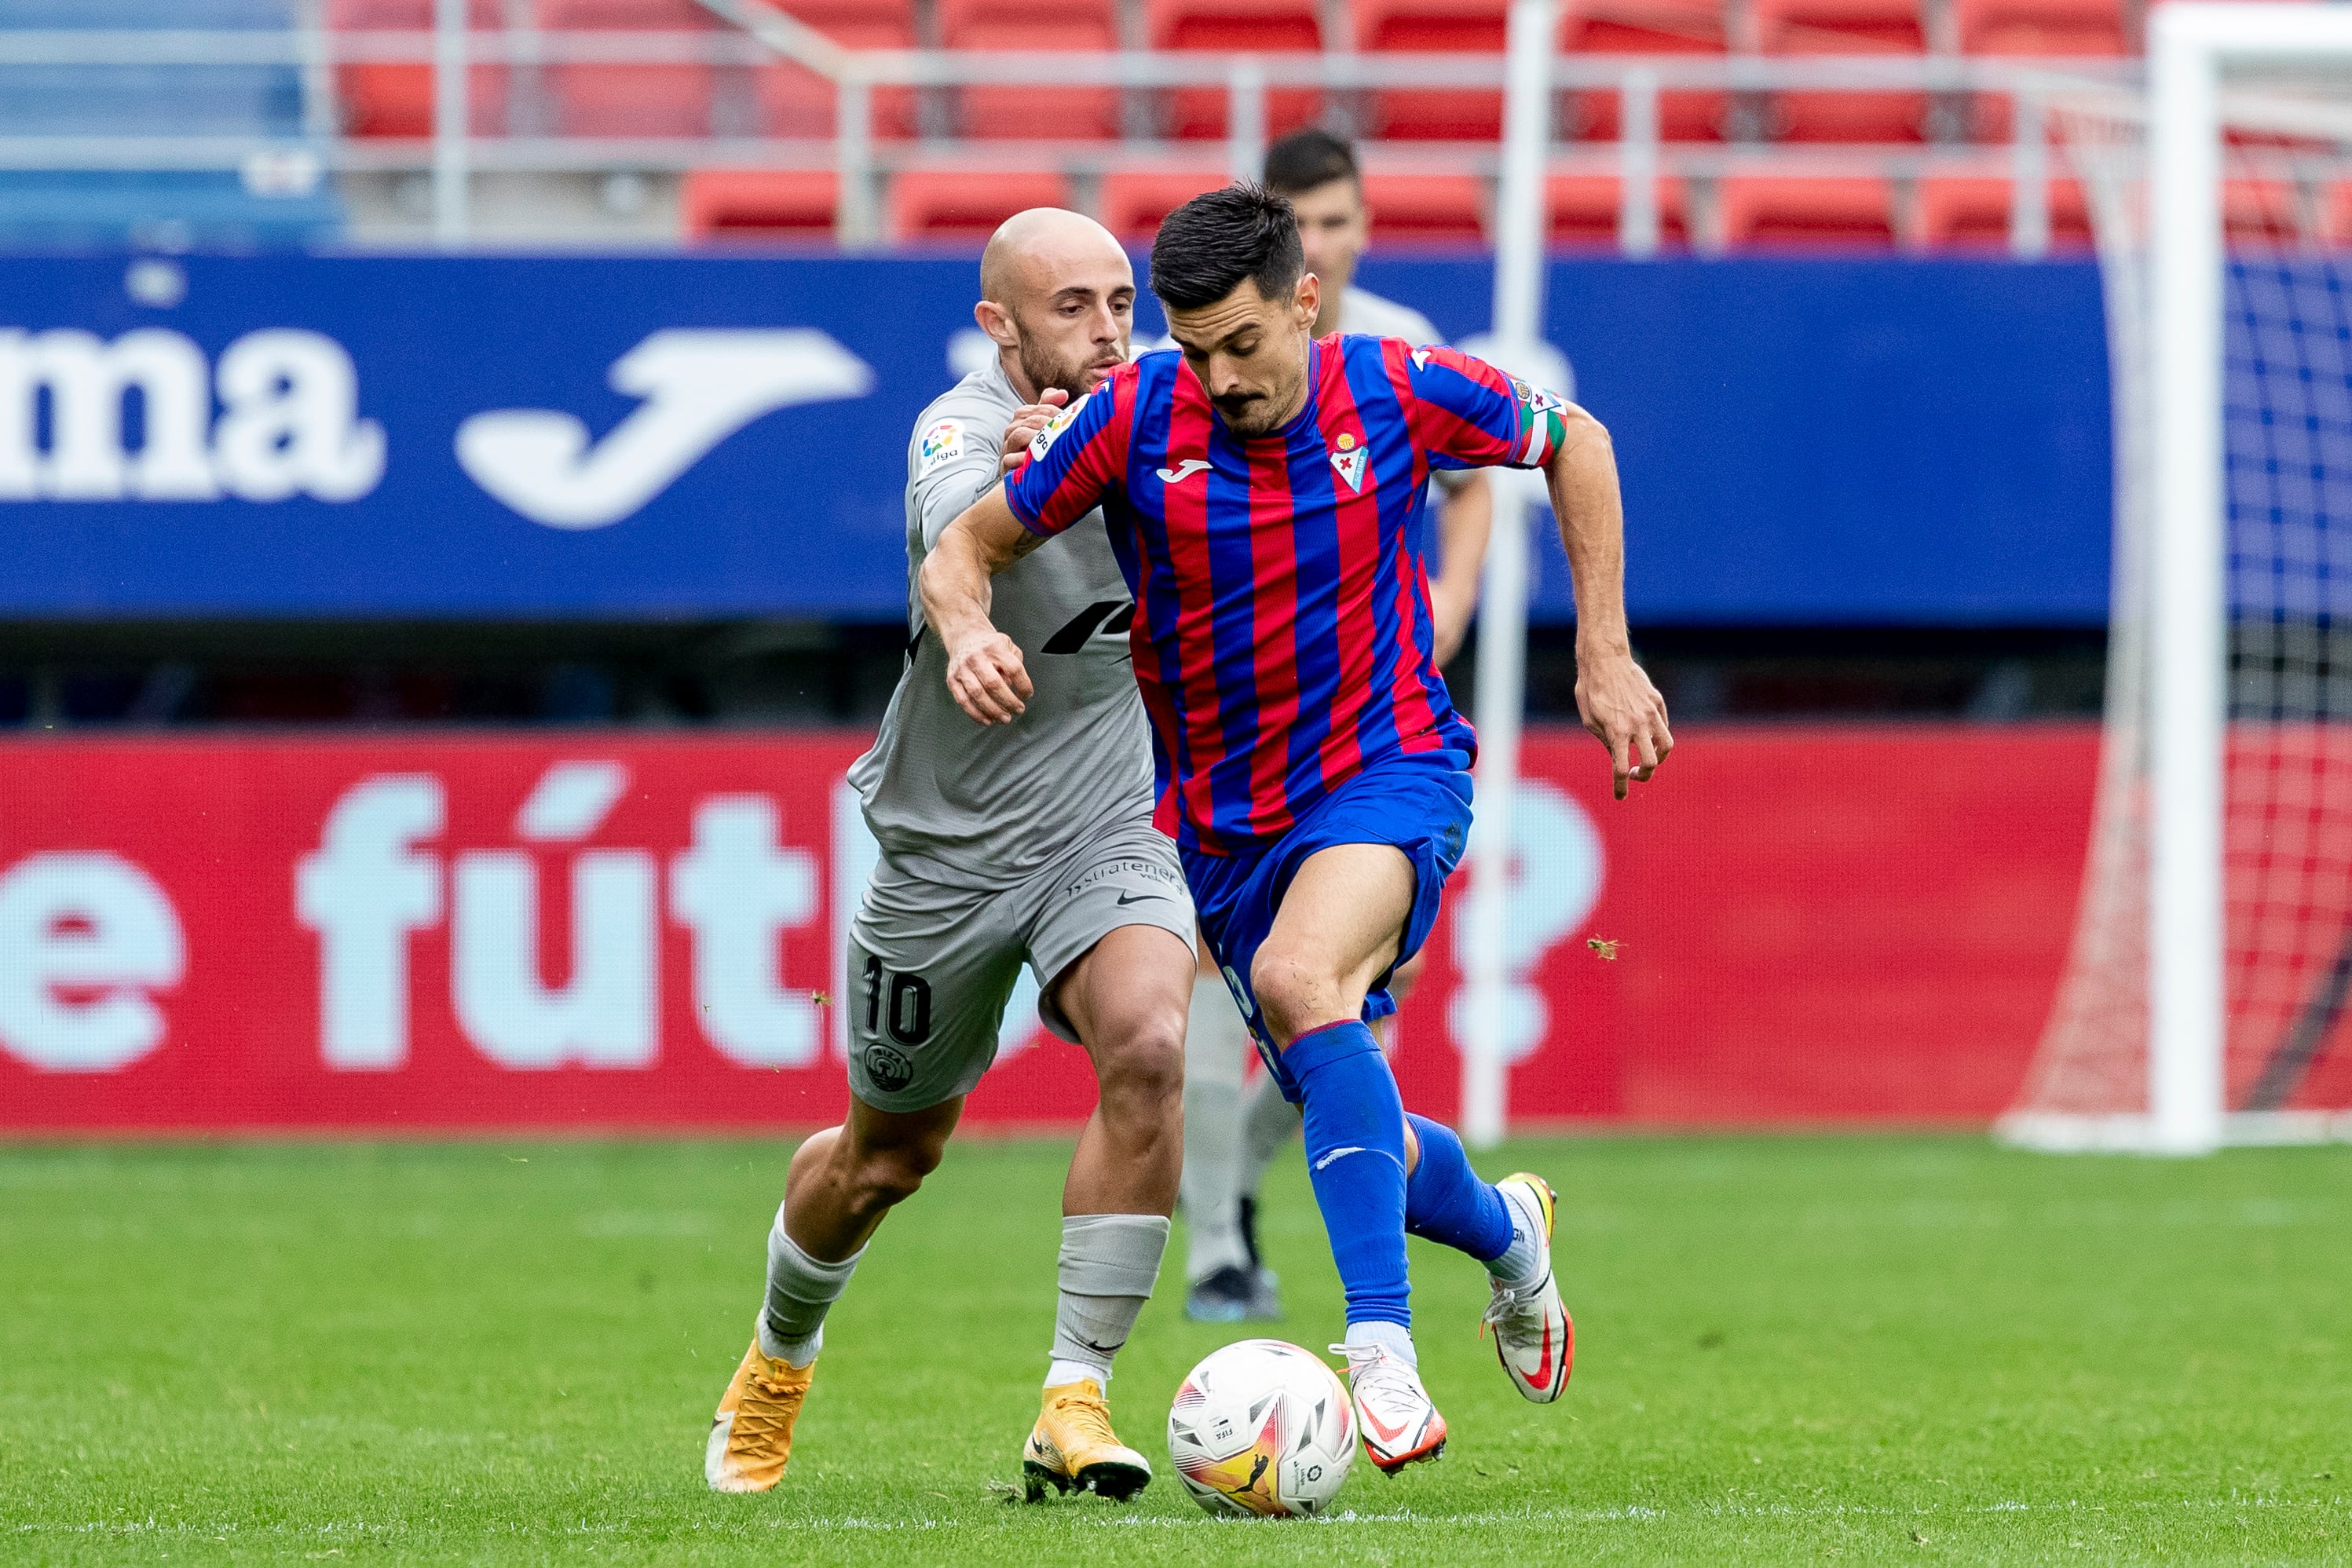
[1330,1341,1447,1474]
[1481,1172,1574,1403]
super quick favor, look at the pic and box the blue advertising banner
[0,253,2111,623]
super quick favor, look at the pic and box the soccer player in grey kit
[706,210,1194,1503]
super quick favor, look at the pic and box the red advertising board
[0,727,2098,1134]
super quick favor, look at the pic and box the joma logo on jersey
[1156,459,1210,484]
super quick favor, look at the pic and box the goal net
[2003,8,2352,1151]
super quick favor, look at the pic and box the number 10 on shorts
[861,953,933,1046]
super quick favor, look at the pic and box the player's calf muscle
[785,1116,949,1256]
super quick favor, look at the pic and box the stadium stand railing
[0,0,2164,253]
[0,0,346,249]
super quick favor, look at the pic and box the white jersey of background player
[708,210,1196,1504]
[1178,130,1495,1323]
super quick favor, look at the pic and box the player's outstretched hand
[946,627,1033,726]
[1000,387,1071,475]
[1575,647,1673,801]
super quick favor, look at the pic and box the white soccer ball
[1167,1338,1357,1518]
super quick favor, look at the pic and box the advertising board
[0,726,2097,1132]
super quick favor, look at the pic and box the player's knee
[1096,1011,1184,1121]
[1251,945,1336,1046]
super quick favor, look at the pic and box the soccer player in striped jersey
[1180,129,1501,1325]
[920,186,1672,1471]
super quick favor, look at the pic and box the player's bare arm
[921,485,1041,726]
[1541,403,1673,799]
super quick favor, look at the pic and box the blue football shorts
[1183,750,1474,1104]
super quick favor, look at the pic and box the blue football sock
[1283,1019,1411,1329]
[1403,1112,1513,1265]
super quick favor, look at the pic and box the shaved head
[979,207,1127,309]
[974,209,1137,404]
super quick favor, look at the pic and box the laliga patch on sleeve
[1028,392,1092,461]
[917,418,965,477]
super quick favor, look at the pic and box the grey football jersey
[1337,285,1443,348]
[846,356,1155,886]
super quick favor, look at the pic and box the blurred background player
[1179,129,1494,1324]
[706,209,1196,1504]
[924,185,1670,1471]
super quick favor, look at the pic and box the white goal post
[2004,3,2352,1154]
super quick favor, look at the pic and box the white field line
[14,1494,2343,1537]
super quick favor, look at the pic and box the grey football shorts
[843,816,1195,1113]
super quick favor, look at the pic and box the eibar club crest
[1330,431,1368,492]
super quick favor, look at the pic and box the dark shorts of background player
[1184,750,1474,1106]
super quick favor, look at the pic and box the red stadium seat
[1957,0,2127,56]
[1717,174,1897,249]
[1149,0,1324,141]
[888,165,1073,242]
[1546,172,1688,247]
[1362,171,1488,243]
[939,0,1121,141]
[1352,0,1508,141]
[535,0,717,137]
[327,0,507,137]
[1558,0,1730,143]
[680,169,839,240]
[1915,174,2091,250]
[1961,0,2125,139]
[1754,0,1928,144]
[1099,166,1235,241]
[752,0,919,140]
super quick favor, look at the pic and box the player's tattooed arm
[1541,404,1673,800]
[920,485,1041,726]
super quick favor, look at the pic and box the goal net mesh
[2006,74,2352,1146]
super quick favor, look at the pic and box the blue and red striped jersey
[1004,333,1566,855]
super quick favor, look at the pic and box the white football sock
[1046,1358,1107,1390]
[1343,1319,1417,1368]
[1488,1184,1549,1289]
[1180,975,1251,1282]
[1049,1213,1169,1387]
[759,1205,861,1369]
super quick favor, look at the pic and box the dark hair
[1149,183,1306,313]
[1263,128,1359,196]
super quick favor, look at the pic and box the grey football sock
[1180,975,1250,1282]
[759,1205,861,1368]
[1050,1213,1170,1384]
[1235,1066,1304,1208]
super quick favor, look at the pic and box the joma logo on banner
[0,325,872,527]
[0,327,384,503]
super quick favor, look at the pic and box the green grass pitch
[2,1132,2346,1564]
